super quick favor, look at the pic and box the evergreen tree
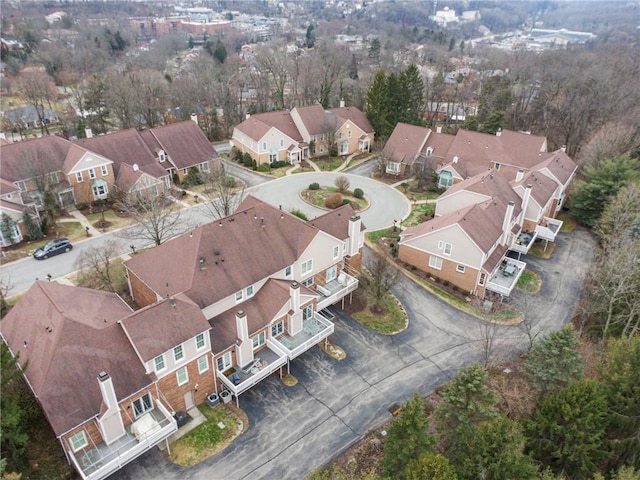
[448,416,537,480]
[404,453,457,480]
[399,64,425,125]
[349,53,358,80]
[21,210,42,240]
[570,156,640,227]
[600,336,640,469]
[523,324,583,396]
[0,213,17,245]
[526,380,610,479]
[305,24,315,48]
[368,38,381,64]
[434,364,498,450]
[0,344,29,468]
[382,392,436,478]
[365,70,391,140]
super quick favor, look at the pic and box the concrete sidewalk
[59,210,103,237]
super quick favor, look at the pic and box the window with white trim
[176,367,188,386]
[17,181,26,192]
[284,265,292,278]
[198,356,209,374]
[269,152,277,163]
[456,264,465,273]
[252,331,266,350]
[494,162,501,170]
[154,354,165,372]
[245,285,254,297]
[302,304,313,321]
[174,345,184,362]
[262,141,267,150]
[196,333,206,350]
[271,321,284,337]
[200,162,210,172]
[302,277,314,287]
[101,165,108,176]
[235,291,243,302]
[49,172,58,184]
[182,168,188,175]
[326,265,337,282]
[443,242,452,256]
[70,431,88,452]
[348,130,352,138]
[159,151,166,162]
[479,273,486,286]
[429,255,443,270]
[75,172,83,182]
[280,139,284,147]
[333,245,340,259]
[89,168,96,179]
[438,240,444,250]
[217,352,232,372]
[132,393,153,418]
[386,162,400,174]
[301,259,313,276]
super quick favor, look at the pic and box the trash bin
[206,393,219,408]
[220,390,232,404]
[174,411,190,428]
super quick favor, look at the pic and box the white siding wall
[404,225,485,269]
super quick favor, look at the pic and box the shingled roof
[0,282,149,435]
[124,196,319,309]
[383,123,431,167]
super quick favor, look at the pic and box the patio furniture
[504,263,517,276]
[231,373,241,385]
[131,413,162,442]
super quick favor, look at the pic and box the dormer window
[158,151,166,162]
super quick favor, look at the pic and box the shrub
[411,265,417,271]
[452,285,459,291]
[353,188,364,199]
[257,163,271,172]
[309,182,320,190]
[242,153,253,168]
[443,280,450,287]
[223,177,236,188]
[434,277,441,283]
[341,199,351,206]
[290,209,308,220]
[325,193,343,209]
[334,175,350,192]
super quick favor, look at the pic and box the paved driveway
[112,227,594,480]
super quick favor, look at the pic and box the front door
[184,391,194,410]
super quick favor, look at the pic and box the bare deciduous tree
[198,164,246,220]
[17,71,58,135]
[364,251,400,314]
[334,175,350,193]
[119,194,191,246]
[74,239,122,292]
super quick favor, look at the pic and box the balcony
[217,341,288,397]
[510,231,537,254]
[316,272,358,310]
[70,400,176,480]
[486,258,527,297]
[535,217,563,242]
[271,312,335,360]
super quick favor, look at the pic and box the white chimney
[235,311,253,368]
[561,145,566,152]
[133,163,139,171]
[501,201,515,245]
[340,98,345,108]
[246,113,251,120]
[97,372,126,444]
[436,126,442,134]
[496,128,502,137]
[452,155,459,164]
[521,184,532,224]
[288,282,303,336]
[190,113,198,125]
[515,169,525,182]
[85,128,93,138]
[347,215,362,257]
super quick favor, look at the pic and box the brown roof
[209,278,292,353]
[383,123,431,166]
[0,135,71,182]
[143,121,219,170]
[433,129,547,179]
[292,104,333,135]
[125,196,319,308]
[534,149,578,186]
[0,281,150,435]
[76,129,167,179]
[440,171,523,217]
[329,107,375,134]
[308,203,363,239]
[0,178,20,195]
[120,294,210,361]
[482,243,508,274]
[235,111,303,143]
[514,171,558,208]
[61,142,104,173]
[402,198,509,253]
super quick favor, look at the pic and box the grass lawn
[557,211,578,232]
[516,269,542,294]
[302,187,369,211]
[313,157,344,171]
[366,229,400,244]
[85,210,134,231]
[528,240,556,259]
[352,293,407,334]
[402,203,435,227]
[167,404,242,467]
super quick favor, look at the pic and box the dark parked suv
[33,238,73,260]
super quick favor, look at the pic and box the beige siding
[402,224,484,270]
[436,190,489,216]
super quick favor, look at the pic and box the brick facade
[128,271,159,308]
[156,355,215,413]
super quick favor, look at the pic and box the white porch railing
[317,273,358,310]
[217,341,288,397]
[485,258,527,297]
[272,313,334,360]
[535,217,563,242]
[71,400,177,480]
